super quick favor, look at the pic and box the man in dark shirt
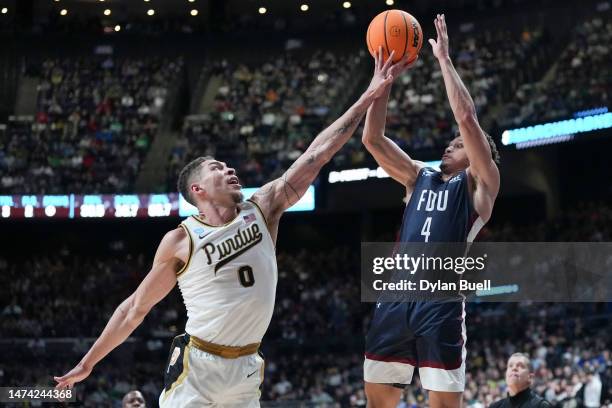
[490,353,552,408]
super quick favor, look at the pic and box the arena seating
[166,50,364,189]
[498,14,611,129]
[0,57,183,194]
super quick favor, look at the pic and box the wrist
[79,357,94,371]
[357,92,374,110]
[438,56,452,66]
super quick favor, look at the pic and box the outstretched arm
[362,47,423,187]
[430,14,499,196]
[251,55,397,239]
[54,228,187,389]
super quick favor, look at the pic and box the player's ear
[191,183,206,198]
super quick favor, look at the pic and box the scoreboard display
[0,187,315,220]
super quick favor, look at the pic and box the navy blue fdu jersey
[399,167,482,243]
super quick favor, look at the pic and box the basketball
[366,9,423,63]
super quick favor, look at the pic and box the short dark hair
[177,156,213,206]
[509,352,533,372]
[454,130,501,164]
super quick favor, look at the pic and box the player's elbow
[362,132,379,148]
[122,296,149,328]
[456,109,478,126]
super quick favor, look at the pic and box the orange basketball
[366,9,423,64]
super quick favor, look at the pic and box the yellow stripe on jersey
[176,224,192,278]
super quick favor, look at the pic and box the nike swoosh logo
[247,369,258,378]
[199,232,212,239]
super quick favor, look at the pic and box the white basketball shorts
[159,334,265,407]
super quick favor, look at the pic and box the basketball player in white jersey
[53,54,402,407]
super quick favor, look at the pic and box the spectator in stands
[122,390,146,408]
[490,353,552,408]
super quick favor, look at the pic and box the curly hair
[455,130,500,164]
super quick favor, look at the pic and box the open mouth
[228,176,241,187]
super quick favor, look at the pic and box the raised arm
[430,14,500,197]
[362,47,423,187]
[54,228,188,389]
[251,56,396,239]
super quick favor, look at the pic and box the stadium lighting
[147,9,155,16]
[188,0,196,2]
[501,112,612,148]
[258,7,267,14]
[144,0,150,2]
[114,24,121,32]
[386,0,394,5]
[343,2,352,9]
[53,0,60,2]
[0,7,7,14]
[300,4,309,11]
[103,9,111,16]
[60,8,68,16]
[190,9,198,16]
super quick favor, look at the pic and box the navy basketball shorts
[364,300,466,392]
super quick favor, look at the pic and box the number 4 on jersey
[421,217,432,242]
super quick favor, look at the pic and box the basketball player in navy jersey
[362,15,500,408]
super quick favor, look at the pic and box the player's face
[505,356,533,390]
[196,159,244,206]
[440,136,469,174]
[122,391,145,408]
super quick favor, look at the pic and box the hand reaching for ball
[365,46,396,100]
[429,14,450,61]
[365,46,419,101]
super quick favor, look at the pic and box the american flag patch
[243,213,256,225]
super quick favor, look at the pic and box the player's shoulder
[160,226,189,250]
[239,200,256,211]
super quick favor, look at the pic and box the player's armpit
[249,158,313,224]
[362,134,423,187]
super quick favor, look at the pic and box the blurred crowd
[499,15,611,128]
[1,12,608,194]
[2,202,612,407]
[0,57,183,194]
[166,50,363,189]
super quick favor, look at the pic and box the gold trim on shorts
[162,343,191,401]
[189,335,260,359]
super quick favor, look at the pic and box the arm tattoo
[332,113,361,137]
[281,173,300,204]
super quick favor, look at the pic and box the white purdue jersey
[177,200,277,346]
